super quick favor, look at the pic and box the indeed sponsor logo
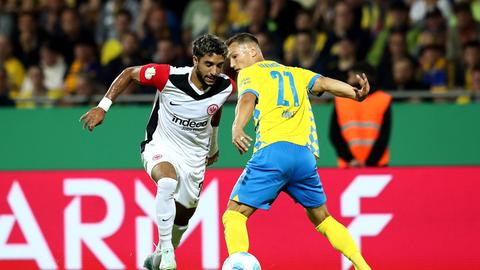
[172,115,208,129]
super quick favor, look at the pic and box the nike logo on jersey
[161,216,172,222]
[169,101,181,106]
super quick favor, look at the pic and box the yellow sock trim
[222,210,249,255]
[316,216,371,270]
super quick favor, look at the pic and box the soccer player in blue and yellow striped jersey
[222,33,372,270]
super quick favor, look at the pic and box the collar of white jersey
[188,68,211,95]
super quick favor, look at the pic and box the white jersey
[139,64,233,167]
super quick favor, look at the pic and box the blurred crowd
[1,0,480,108]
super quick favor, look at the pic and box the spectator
[329,62,392,168]
[160,0,189,23]
[0,0,475,106]
[53,8,95,65]
[455,41,480,90]
[447,2,480,63]
[18,0,37,13]
[38,0,66,37]
[234,0,279,47]
[227,0,249,28]
[347,0,387,36]
[367,1,421,66]
[418,44,451,93]
[268,0,301,41]
[62,73,99,107]
[325,37,357,82]
[102,32,145,88]
[39,42,67,96]
[283,9,326,66]
[0,34,25,96]
[0,67,14,106]
[392,57,426,92]
[181,0,211,44]
[152,38,187,66]
[413,7,447,56]
[64,42,100,95]
[100,9,133,65]
[77,0,102,31]
[141,6,180,59]
[409,0,452,24]
[319,1,371,61]
[17,65,54,108]
[312,0,336,29]
[377,28,413,90]
[95,0,139,44]
[12,11,45,68]
[455,41,480,104]
[254,31,281,63]
[205,0,234,40]
[290,31,323,73]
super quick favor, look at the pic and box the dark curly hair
[192,34,228,58]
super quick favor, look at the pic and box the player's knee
[306,204,330,226]
[151,162,177,182]
[226,200,256,217]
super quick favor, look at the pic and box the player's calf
[309,206,371,270]
[222,209,249,255]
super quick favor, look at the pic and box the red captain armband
[139,64,170,91]
[229,78,236,92]
[228,77,236,97]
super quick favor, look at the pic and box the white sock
[172,224,189,249]
[156,178,177,251]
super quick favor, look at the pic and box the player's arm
[79,66,142,131]
[80,64,169,131]
[311,74,370,101]
[232,93,255,155]
[206,107,222,166]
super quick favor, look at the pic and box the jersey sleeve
[294,67,322,94]
[236,67,260,98]
[139,64,170,91]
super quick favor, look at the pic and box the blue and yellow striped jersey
[237,60,321,157]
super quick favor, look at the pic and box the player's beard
[196,68,216,87]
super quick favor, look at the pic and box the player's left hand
[353,73,370,101]
[206,151,219,166]
[232,128,252,155]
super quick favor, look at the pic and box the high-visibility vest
[334,91,392,168]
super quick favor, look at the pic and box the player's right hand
[353,73,370,101]
[232,128,252,155]
[79,107,106,132]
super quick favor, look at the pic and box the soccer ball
[222,252,261,270]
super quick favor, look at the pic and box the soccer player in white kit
[80,34,233,270]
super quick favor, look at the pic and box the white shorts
[141,142,206,208]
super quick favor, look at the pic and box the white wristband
[97,97,112,112]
